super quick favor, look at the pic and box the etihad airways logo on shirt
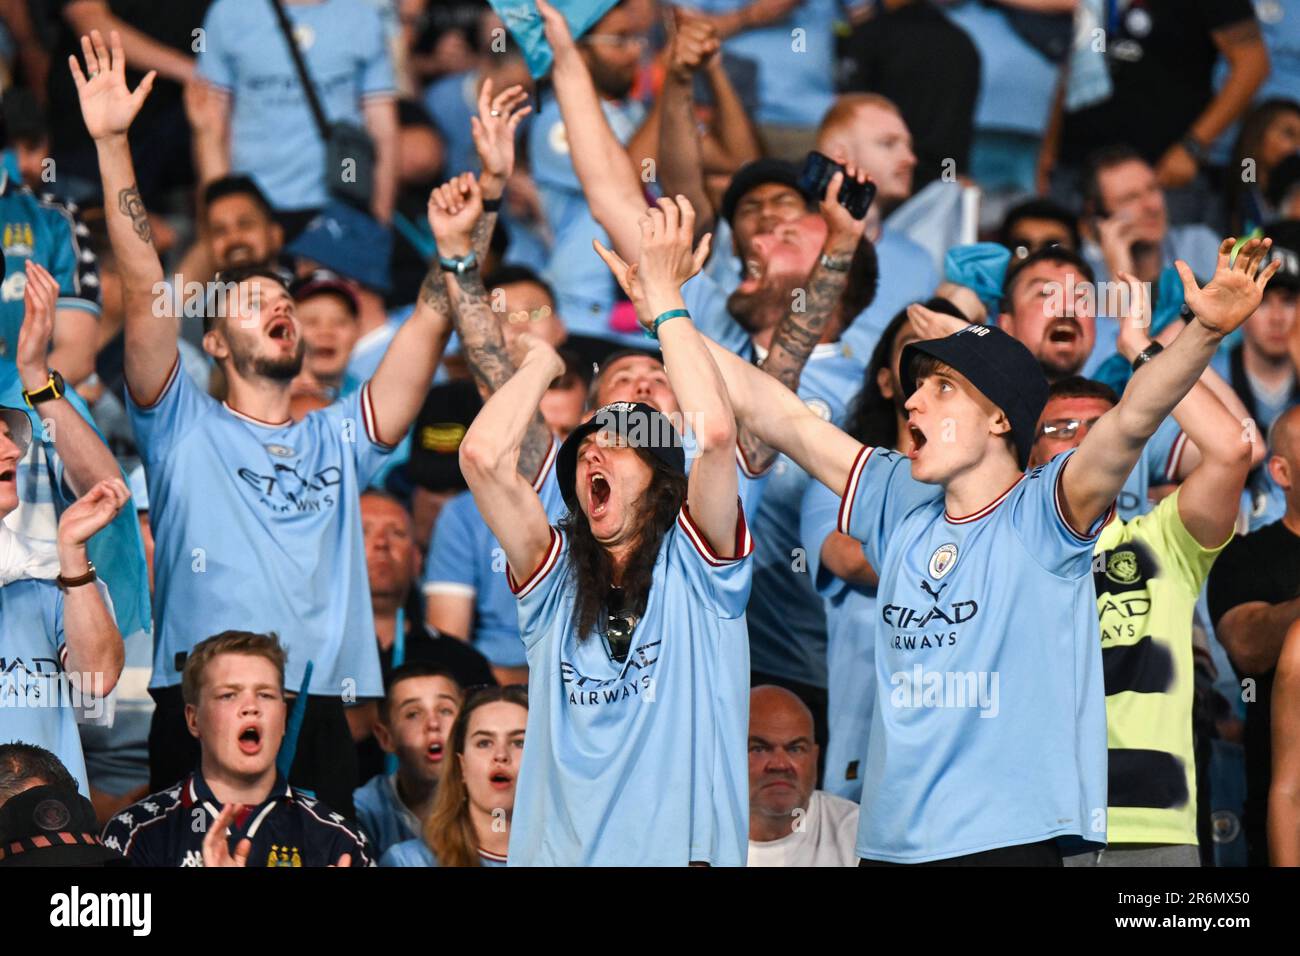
[236,461,342,514]
[561,640,661,706]
[881,579,979,652]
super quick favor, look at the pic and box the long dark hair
[1227,98,1300,234]
[559,449,689,641]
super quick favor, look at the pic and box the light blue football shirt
[746,344,864,688]
[1118,415,1185,520]
[800,478,876,803]
[506,507,754,866]
[353,771,421,857]
[127,361,395,697]
[423,441,563,669]
[840,445,1110,862]
[197,0,395,210]
[0,577,111,795]
[424,441,767,671]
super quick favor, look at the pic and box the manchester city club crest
[928,543,958,580]
[1106,549,1140,585]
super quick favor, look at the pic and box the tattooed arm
[741,169,870,473]
[431,173,555,482]
[71,29,176,403]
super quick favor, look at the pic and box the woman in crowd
[380,686,528,867]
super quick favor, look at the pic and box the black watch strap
[1131,341,1165,371]
[482,197,502,213]
[23,370,65,407]
[57,561,97,592]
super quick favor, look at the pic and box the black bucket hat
[557,401,686,511]
[900,324,1049,470]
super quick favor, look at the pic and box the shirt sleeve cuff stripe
[1055,461,1114,542]
[676,500,753,566]
[507,528,562,597]
[530,438,559,492]
[361,382,397,449]
[126,355,181,410]
[422,581,477,599]
[1164,430,1188,483]
[734,442,772,479]
[837,445,873,536]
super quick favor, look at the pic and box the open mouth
[237,724,262,755]
[489,770,513,790]
[737,256,766,293]
[589,472,611,517]
[908,422,927,459]
[426,742,444,763]
[1047,319,1080,344]
[0,467,14,483]
[266,318,295,342]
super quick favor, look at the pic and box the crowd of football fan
[0,0,1298,868]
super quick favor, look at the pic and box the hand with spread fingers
[472,78,531,197]
[1177,237,1282,337]
[68,29,156,141]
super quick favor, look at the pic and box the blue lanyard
[1106,0,1122,36]
[384,610,406,777]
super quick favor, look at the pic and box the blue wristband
[645,308,690,340]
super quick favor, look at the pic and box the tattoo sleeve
[740,256,852,473]
[117,186,153,245]
[445,263,554,483]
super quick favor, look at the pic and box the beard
[232,339,306,382]
[727,273,805,336]
[586,57,635,100]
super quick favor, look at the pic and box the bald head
[750,685,815,736]
[748,685,818,839]
[1270,406,1300,465]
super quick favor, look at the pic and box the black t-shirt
[836,0,980,190]
[1206,518,1300,864]
[1060,0,1255,166]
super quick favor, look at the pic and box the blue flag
[487,0,619,78]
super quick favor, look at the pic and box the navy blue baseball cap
[720,159,813,225]
[900,324,1049,470]
[557,402,686,511]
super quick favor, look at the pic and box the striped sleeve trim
[360,382,397,449]
[507,528,563,598]
[676,500,753,566]
[734,441,773,479]
[1055,459,1115,542]
[530,438,560,492]
[126,355,181,410]
[1163,430,1189,482]
[837,445,874,536]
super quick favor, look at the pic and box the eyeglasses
[582,33,647,49]
[1038,416,1102,441]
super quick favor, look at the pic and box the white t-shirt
[747,790,860,867]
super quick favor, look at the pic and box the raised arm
[743,168,870,472]
[537,0,646,262]
[70,29,173,405]
[57,477,131,696]
[363,96,400,224]
[657,10,721,236]
[1061,243,1281,531]
[16,262,119,497]
[703,334,861,496]
[1111,305,1252,547]
[459,337,566,583]
[430,172,554,481]
[598,196,739,552]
